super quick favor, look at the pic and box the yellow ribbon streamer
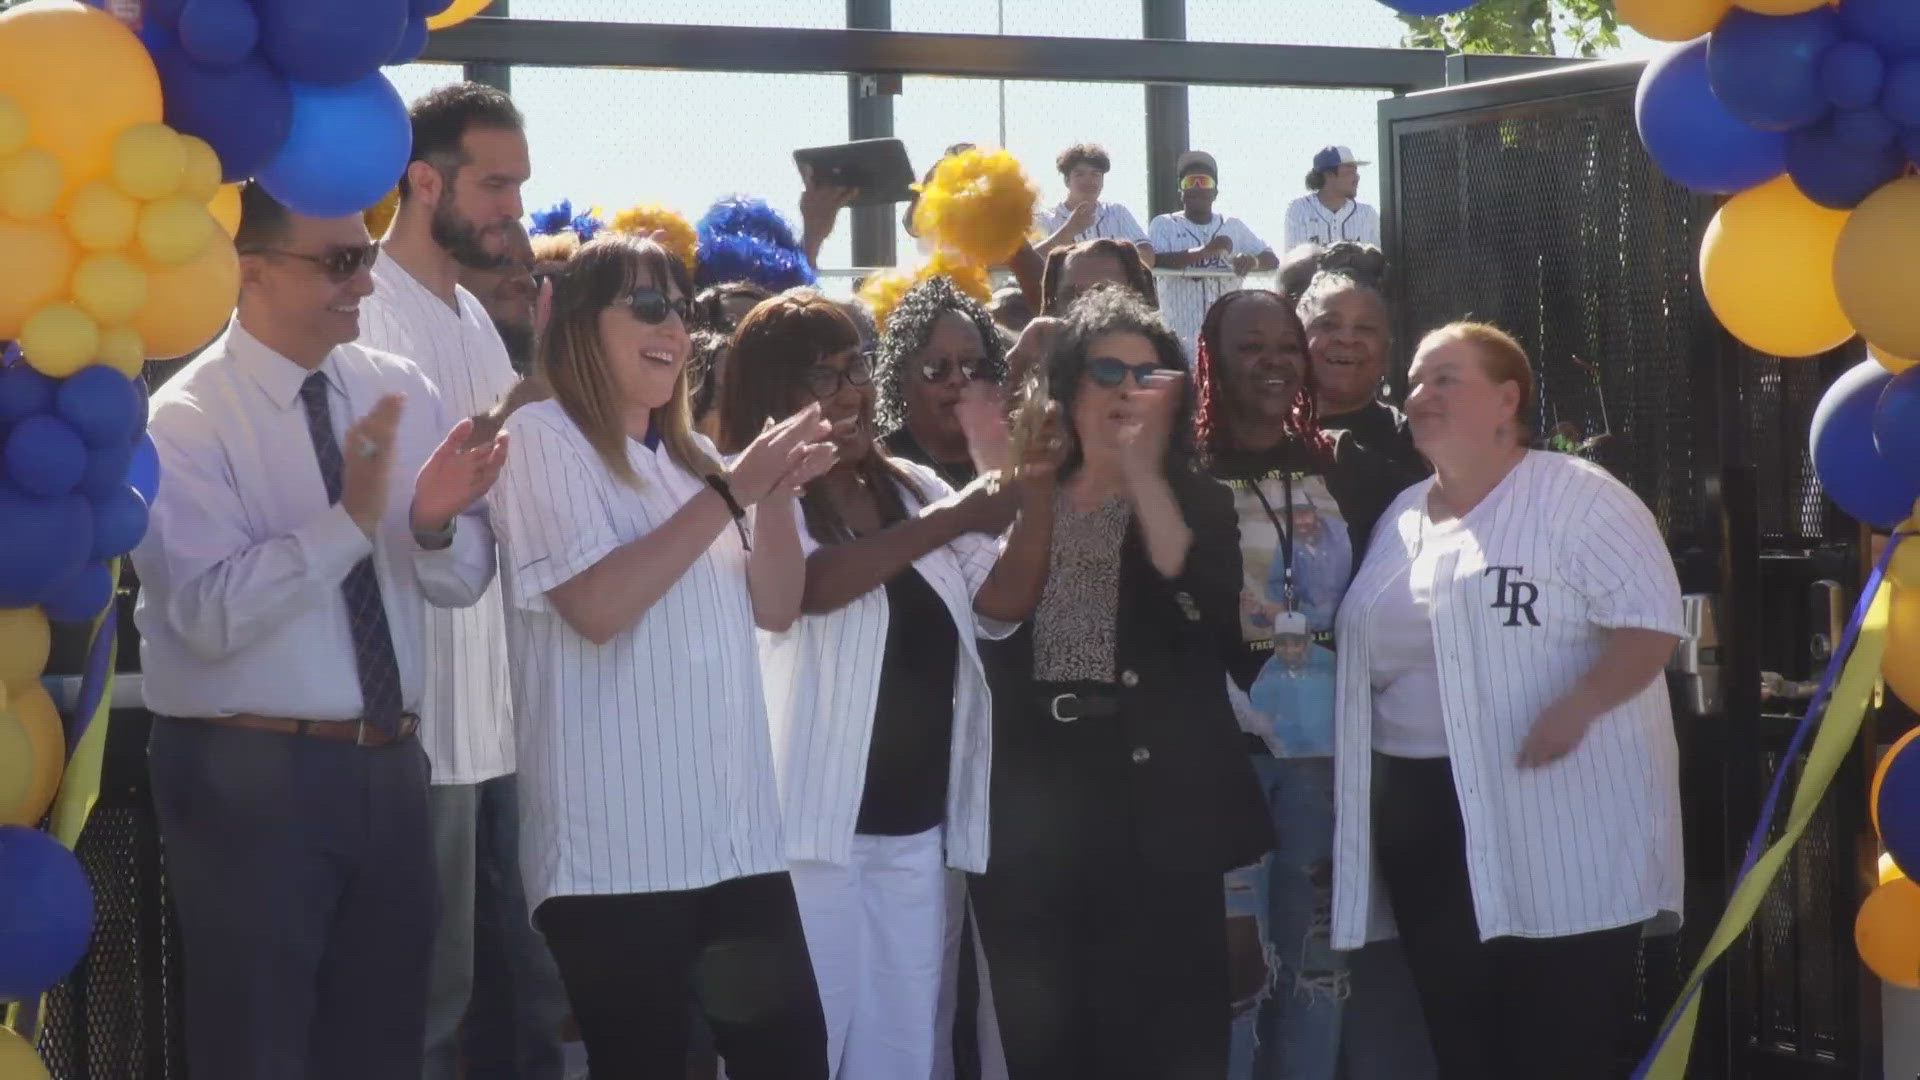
[1644,584,1890,1078]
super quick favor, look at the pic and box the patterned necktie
[299,372,405,735]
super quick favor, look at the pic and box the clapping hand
[413,416,510,537]
[1117,370,1184,483]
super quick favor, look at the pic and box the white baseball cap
[1312,145,1370,171]
[1274,611,1309,638]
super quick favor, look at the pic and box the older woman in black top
[875,276,1010,491]
[968,286,1271,1080]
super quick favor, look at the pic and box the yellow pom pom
[856,268,915,333]
[113,123,188,201]
[610,204,698,274]
[910,148,1039,268]
[95,326,147,376]
[178,135,223,202]
[138,195,217,266]
[0,95,25,157]
[67,180,139,251]
[71,252,149,324]
[918,250,994,307]
[21,303,102,378]
[0,148,62,220]
[362,187,399,239]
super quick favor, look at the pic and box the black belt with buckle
[1037,685,1121,723]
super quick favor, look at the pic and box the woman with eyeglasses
[489,236,839,1078]
[967,285,1271,1080]
[875,276,1011,491]
[714,289,1044,1079]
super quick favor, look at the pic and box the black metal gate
[1378,60,1875,1079]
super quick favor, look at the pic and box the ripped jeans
[1226,755,1345,1080]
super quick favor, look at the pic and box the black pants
[533,873,828,1079]
[1371,753,1642,1080]
[149,717,435,1080]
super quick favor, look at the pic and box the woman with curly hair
[1290,242,1424,482]
[1192,289,1430,1080]
[875,275,1011,490]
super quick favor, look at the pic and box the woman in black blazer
[968,285,1273,1080]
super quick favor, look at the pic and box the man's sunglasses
[245,243,380,282]
[1179,174,1218,192]
[919,356,989,384]
[620,288,693,325]
[1087,357,1169,388]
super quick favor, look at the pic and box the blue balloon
[147,0,187,20]
[0,485,89,609]
[1876,366,1920,485]
[0,825,94,1002]
[1884,59,1920,127]
[1835,105,1899,151]
[75,439,133,499]
[256,0,408,86]
[388,15,427,65]
[55,367,140,449]
[1637,39,1789,193]
[144,22,293,183]
[1841,0,1920,61]
[0,363,55,424]
[128,434,160,504]
[43,560,114,623]
[129,378,148,443]
[1786,119,1907,208]
[1879,736,1920,880]
[258,74,412,218]
[1707,7,1842,131]
[1822,40,1887,110]
[177,0,258,68]
[89,486,149,562]
[4,416,88,497]
[414,0,454,15]
[1811,360,1920,529]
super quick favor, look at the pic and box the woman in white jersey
[1330,322,1684,1080]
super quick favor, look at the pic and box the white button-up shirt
[493,401,786,907]
[358,257,519,785]
[132,321,497,721]
[1033,199,1149,248]
[758,460,1014,874]
[1330,451,1685,948]
[1282,194,1381,251]
[1148,211,1271,360]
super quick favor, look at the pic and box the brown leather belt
[191,712,419,748]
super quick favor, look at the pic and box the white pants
[791,827,949,1080]
[934,869,1008,1080]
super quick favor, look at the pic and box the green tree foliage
[1400,0,1621,58]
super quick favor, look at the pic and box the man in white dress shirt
[1149,150,1277,359]
[133,181,509,1079]
[1282,145,1382,251]
[1031,142,1155,268]
[353,82,563,1080]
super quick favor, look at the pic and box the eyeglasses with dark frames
[241,243,381,283]
[806,351,874,400]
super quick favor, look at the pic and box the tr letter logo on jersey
[1484,565,1541,627]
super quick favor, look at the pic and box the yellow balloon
[95,325,145,376]
[0,1024,51,1080]
[1873,343,1917,374]
[0,218,74,339]
[427,0,492,30]
[1893,532,1920,590]
[0,682,64,829]
[0,146,60,219]
[0,0,163,194]
[0,606,50,691]
[1700,175,1854,358]
[0,92,25,156]
[1884,852,1909,886]
[20,303,99,378]
[70,251,148,325]
[1618,0,1732,41]
[1734,0,1826,11]
[1837,177,1920,363]
[130,236,238,359]
[1858,877,1920,988]
[65,178,138,251]
[137,195,217,266]
[208,182,241,238]
[1887,586,1920,713]
[178,135,222,203]
[111,122,186,201]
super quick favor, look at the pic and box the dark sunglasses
[805,352,873,400]
[1087,357,1167,388]
[919,355,988,384]
[246,243,380,282]
[620,288,693,325]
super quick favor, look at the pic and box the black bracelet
[705,474,751,551]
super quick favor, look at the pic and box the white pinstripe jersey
[1148,211,1270,362]
[757,460,1016,875]
[358,259,519,785]
[1281,194,1381,252]
[1033,200,1149,247]
[492,402,787,906]
[1330,451,1685,948]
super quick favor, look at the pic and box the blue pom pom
[570,211,606,243]
[694,197,816,290]
[528,200,574,237]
